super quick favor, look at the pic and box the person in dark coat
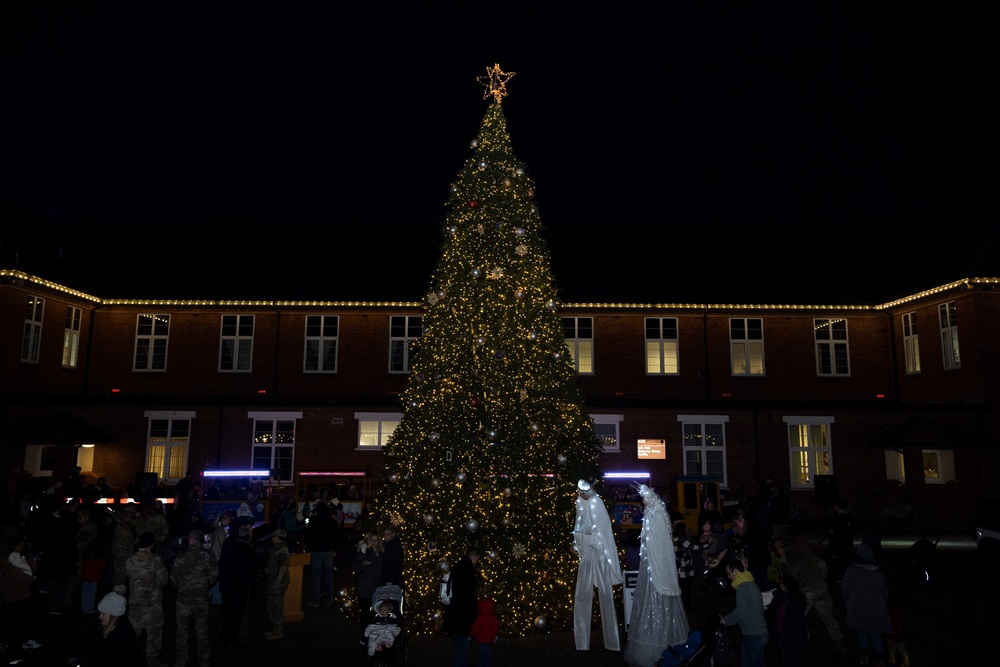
[828,500,855,580]
[218,522,256,649]
[306,500,341,607]
[841,545,892,665]
[37,498,76,615]
[77,586,140,667]
[380,523,404,587]
[772,574,808,667]
[353,531,384,640]
[443,547,480,667]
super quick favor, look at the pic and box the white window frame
[144,410,194,484]
[678,415,729,486]
[814,318,850,376]
[220,314,254,372]
[591,414,623,453]
[134,314,170,372]
[389,315,421,373]
[783,416,834,489]
[645,317,678,375]
[939,302,960,370]
[921,449,955,484]
[355,412,402,450]
[62,305,82,369]
[562,316,594,374]
[304,314,339,373]
[21,295,45,363]
[730,317,764,376]
[902,312,921,374]
[249,411,302,483]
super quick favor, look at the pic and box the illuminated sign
[637,438,665,460]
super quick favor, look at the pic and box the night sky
[2,4,998,304]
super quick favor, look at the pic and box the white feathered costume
[573,479,624,651]
[623,484,690,667]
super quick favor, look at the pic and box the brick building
[2,268,998,529]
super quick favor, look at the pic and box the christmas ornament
[468,200,477,208]
[515,227,525,237]
[456,471,468,483]
[409,400,418,408]
[502,517,512,526]
[546,300,556,310]
[503,177,511,187]
[515,244,528,257]
[428,431,439,443]
[451,184,459,192]
[503,487,512,497]
[423,513,434,524]
[514,289,524,300]
[511,542,526,557]
[553,352,561,360]
[466,519,479,532]
[469,396,480,407]
[470,139,478,148]
[476,337,486,346]
[534,616,548,630]
[516,168,524,176]
[389,473,400,483]
[432,610,442,620]
[556,454,567,465]
[527,188,534,199]
[342,601,352,610]
[471,267,481,278]
[478,160,487,170]
[494,349,505,360]
[528,331,538,341]
[448,225,457,235]
[529,423,540,433]
[338,588,348,598]
[430,477,441,489]
[488,549,498,561]
[487,429,498,440]
[436,289,446,299]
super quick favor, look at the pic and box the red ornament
[469,397,480,407]
[468,200,478,208]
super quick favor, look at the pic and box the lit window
[355,412,402,449]
[304,315,338,373]
[21,296,44,363]
[145,411,194,484]
[730,318,764,376]
[679,415,728,485]
[902,312,921,374]
[134,314,170,371]
[939,302,960,369]
[645,317,678,375]
[922,449,955,484]
[563,317,594,374]
[249,412,301,483]
[389,316,421,373]
[63,306,82,369]
[885,450,905,483]
[591,414,623,452]
[815,319,850,376]
[784,416,834,489]
[220,314,254,372]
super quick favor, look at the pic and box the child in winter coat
[673,520,710,607]
[468,597,499,667]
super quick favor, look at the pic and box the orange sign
[637,438,666,460]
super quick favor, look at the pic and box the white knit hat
[98,587,127,616]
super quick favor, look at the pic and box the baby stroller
[363,585,407,666]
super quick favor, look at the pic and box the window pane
[167,445,187,478]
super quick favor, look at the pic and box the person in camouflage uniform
[136,502,169,554]
[126,531,168,667]
[170,529,219,667]
[111,504,138,587]
[264,529,290,640]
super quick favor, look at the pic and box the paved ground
[3,527,988,666]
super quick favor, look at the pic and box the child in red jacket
[468,597,499,667]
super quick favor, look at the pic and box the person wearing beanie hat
[264,525,291,640]
[842,543,892,665]
[74,585,139,667]
[125,530,169,667]
[170,527,219,667]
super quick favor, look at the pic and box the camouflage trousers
[176,598,211,667]
[266,586,288,628]
[129,601,165,658]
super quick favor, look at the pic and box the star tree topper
[478,63,515,104]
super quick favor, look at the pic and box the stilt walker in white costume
[573,479,623,651]
[623,484,690,667]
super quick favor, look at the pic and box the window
[355,412,402,449]
[134,314,170,371]
[562,317,594,374]
[885,450,905,483]
[678,415,728,485]
[21,296,44,363]
[220,314,254,372]
[304,315,339,373]
[249,411,301,482]
[645,317,678,375]
[591,414,623,452]
[730,318,764,376]
[814,318,850,376]
[901,312,920,374]
[784,416,834,489]
[922,449,955,484]
[62,306,82,369]
[389,315,421,373]
[145,411,194,484]
[939,302,960,369]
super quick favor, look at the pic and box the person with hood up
[842,544,892,666]
[468,597,500,667]
[572,479,623,652]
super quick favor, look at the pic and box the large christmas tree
[372,65,605,636]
